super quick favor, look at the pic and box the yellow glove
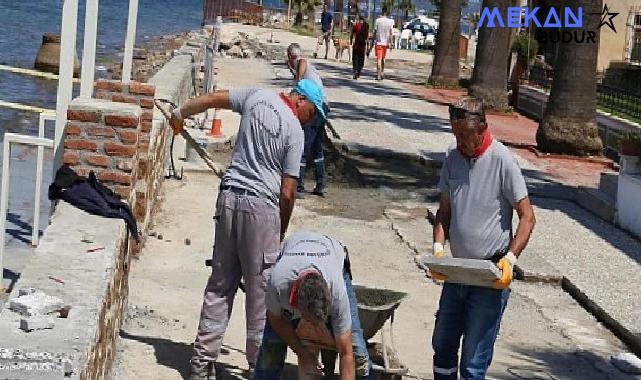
[429,242,447,282]
[493,252,518,289]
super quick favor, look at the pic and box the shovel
[154,99,225,178]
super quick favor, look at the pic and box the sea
[0,0,204,271]
[0,0,205,138]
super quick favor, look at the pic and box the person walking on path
[350,14,369,79]
[429,96,536,380]
[315,3,334,59]
[168,80,327,380]
[287,43,328,198]
[370,6,394,80]
[253,231,372,380]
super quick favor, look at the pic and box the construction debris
[20,315,55,332]
[9,291,64,317]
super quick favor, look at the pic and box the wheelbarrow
[354,285,409,377]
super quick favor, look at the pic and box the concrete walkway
[113,23,641,380]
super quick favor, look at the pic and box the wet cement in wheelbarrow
[355,286,407,308]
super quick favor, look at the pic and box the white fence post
[80,0,100,99]
[53,0,79,176]
[122,0,139,84]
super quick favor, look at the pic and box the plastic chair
[413,31,425,49]
[399,29,412,49]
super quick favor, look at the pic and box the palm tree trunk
[429,0,462,86]
[469,0,515,111]
[536,0,603,156]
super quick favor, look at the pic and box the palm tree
[536,0,603,156]
[468,0,514,111]
[429,0,462,86]
[397,0,414,21]
[285,0,321,26]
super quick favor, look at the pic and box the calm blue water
[0,0,203,137]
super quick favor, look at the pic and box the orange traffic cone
[209,118,223,137]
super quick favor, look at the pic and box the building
[598,1,641,70]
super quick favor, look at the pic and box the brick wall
[63,98,142,200]
[92,79,167,239]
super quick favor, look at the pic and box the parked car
[403,21,436,48]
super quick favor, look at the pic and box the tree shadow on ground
[489,344,629,380]
[118,331,299,379]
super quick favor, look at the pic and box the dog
[332,37,351,62]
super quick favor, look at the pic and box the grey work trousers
[191,189,281,371]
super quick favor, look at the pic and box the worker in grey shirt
[254,231,372,380]
[287,43,328,197]
[428,96,536,380]
[169,79,326,380]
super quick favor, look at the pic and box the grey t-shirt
[438,140,528,259]
[266,231,352,336]
[292,59,324,98]
[223,89,305,208]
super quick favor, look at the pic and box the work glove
[428,242,447,283]
[169,107,184,135]
[493,252,518,289]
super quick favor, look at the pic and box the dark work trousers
[352,49,365,77]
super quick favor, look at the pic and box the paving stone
[9,291,64,317]
[421,256,501,288]
[20,315,55,332]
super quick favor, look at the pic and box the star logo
[590,4,619,33]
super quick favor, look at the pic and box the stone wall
[0,31,208,379]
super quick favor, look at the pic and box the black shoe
[296,190,306,199]
[312,188,325,197]
[353,73,358,79]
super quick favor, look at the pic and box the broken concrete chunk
[611,352,641,374]
[18,288,37,296]
[20,315,55,332]
[9,291,64,317]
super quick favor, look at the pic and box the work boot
[312,187,325,197]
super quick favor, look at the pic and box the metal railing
[0,113,55,281]
[597,84,641,123]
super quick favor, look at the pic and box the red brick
[96,170,132,185]
[65,139,97,151]
[134,193,147,222]
[104,142,136,157]
[117,160,134,173]
[72,167,91,178]
[95,80,123,92]
[95,91,112,101]
[139,97,154,109]
[141,110,153,122]
[63,151,80,166]
[67,109,100,122]
[129,82,155,96]
[65,123,82,136]
[141,121,152,132]
[105,114,139,128]
[118,130,138,144]
[138,157,149,178]
[86,154,111,167]
[112,94,139,104]
[139,142,149,152]
[114,185,131,199]
[89,126,116,137]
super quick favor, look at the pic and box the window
[635,14,641,27]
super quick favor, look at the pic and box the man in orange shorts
[371,6,394,80]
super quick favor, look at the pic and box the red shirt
[352,21,368,52]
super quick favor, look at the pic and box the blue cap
[293,79,326,120]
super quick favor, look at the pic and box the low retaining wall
[516,85,641,159]
[0,31,208,379]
